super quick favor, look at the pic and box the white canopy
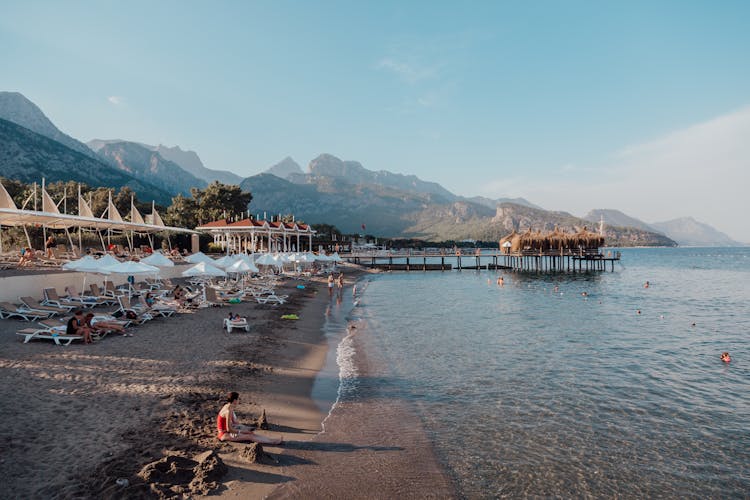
[212,254,238,268]
[255,253,281,267]
[181,261,227,277]
[185,251,215,264]
[62,255,100,272]
[97,254,121,267]
[330,252,343,262]
[141,252,175,267]
[225,259,258,274]
[104,261,160,275]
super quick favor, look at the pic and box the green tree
[164,194,199,229]
[191,181,252,225]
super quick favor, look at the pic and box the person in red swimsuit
[217,392,283,444]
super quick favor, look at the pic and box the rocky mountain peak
[265,156,303,179]
[0,91,95,158]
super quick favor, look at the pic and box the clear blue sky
[2,1,750,240]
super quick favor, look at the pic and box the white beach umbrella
[213,254,238,269]
[315,253,331,262]
[181,261,227,277]
[226,259,258,274]
[141,252,175,267]
[62,255,99,272]
[330,252,343,262]
[185,251,215,264]
[104,261,161,275]
[234,253,256,266]
[254,253,280,267]
[97,253,121,267]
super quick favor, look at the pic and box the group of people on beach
[66,309,130,344]
[328,272,344,296]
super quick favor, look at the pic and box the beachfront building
[196,218,316,254]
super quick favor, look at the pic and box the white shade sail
[181,261,227,277]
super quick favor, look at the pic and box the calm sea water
[343,247,750,498]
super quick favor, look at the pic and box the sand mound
[138,450,228,498]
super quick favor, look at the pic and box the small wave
[321,324,359,434]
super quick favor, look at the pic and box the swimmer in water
[581,292,588,297]
[497,276,504,287]
[644,281,650,288]
[553,285,559,293]
[721,352,731,363]
[636,309,641,315]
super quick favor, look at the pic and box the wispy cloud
[107,95,124,105]
[376,57,438,84]
[480,106,750,241]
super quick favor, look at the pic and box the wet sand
[0,267,456,499]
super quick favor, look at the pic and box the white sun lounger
[16,327,82,346]
[223,317,250,333]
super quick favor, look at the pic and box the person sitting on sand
[67,310,93,344]
[217,392,283,444]
[721,352,731,363]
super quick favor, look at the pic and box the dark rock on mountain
[651,217,742,247]
[0,118,172,204]
[94,141,207,196]
[0,91,96,159]
[264,156,304,179]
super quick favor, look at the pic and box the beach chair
[254,292,288,305]
[0,302,54,321]
[42,288,90,310]
[81,284,118,305]
[19,296,69,316]
[116,296,153,324]
[136,296,176,318]
[205,287,238,304]
[16,326,82,346]
[103,280,128,298]
[223,317,250,333]
[64,285,111,307]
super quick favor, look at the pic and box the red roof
[196,219,230,228]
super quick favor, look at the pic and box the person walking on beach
[328,274,335,297]
[45,235,56,259]
[337,273,344,289]
[217,392,283,444]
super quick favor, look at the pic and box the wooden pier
[344,250,621,273]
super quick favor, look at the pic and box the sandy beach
[0,266,455,499]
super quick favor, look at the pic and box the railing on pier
[342,249,621,272]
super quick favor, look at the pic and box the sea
[319,247,750,498]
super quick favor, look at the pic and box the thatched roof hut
[499,225,605,253]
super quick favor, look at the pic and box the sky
[2,1,749,241]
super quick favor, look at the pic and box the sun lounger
[223,317,250,333]
[252,291,289,305]
[116,296,153,324]
[16,328,82,346]
[64,285,112,307]
[43,288,90,309]
[136,296,176,317]
[19,296,69,316]
[0,302,54,321]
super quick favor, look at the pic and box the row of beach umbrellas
[62,250,343,281]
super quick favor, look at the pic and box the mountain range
[0,91,740,246]
[584,209,742,247]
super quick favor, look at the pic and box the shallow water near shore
[336,247,750,497]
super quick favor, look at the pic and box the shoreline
[0,265,455,498]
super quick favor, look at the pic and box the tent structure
[0,179,195,254]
